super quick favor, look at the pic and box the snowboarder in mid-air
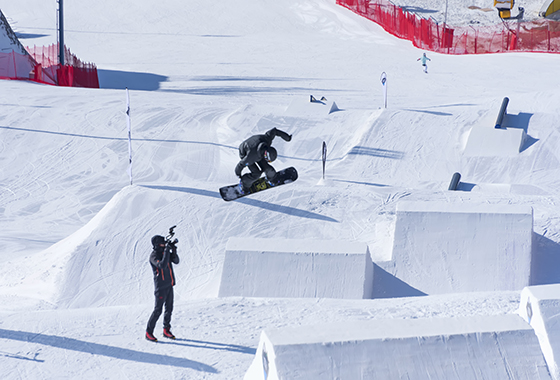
[234,127,292,194]
[417,52,431,73]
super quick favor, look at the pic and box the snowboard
[219,167,298,201]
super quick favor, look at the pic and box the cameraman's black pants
[146,286,174,334]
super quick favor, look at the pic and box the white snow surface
[1,0,560,378]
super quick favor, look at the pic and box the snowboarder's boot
[238,182,250,195]
[145,331,158,342]
[163,327,176,340]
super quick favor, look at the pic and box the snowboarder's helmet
[264,147,277,162]
[151,235,165,247]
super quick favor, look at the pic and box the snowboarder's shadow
[141,185,222,199]
[160,338,256,354]
[141,185,338,222]
[238,197,338,223]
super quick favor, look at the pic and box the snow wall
[244,315,551,380]
[519,284,560,380]
[390,201,533,294]
[218,238,373,299]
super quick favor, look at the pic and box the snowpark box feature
[519,284,560,380]
[464,99,528,157]
[244,314,551,380]
[390,201,533,294]
[465,123,527,156]
[218,238,373,299]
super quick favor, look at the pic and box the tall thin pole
[443,0,448,49]
[443,0,448,29]
[126,88,133,185]
[380,72,387,109]
[322,141,327,180]
[58,0,64,65]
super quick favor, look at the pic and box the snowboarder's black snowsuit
[234,127,292,191]
[146,236,179,335]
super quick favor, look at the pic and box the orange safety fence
[337,0,560,54]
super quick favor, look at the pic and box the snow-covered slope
[1,0,560,378]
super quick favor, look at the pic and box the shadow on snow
[0,328,218,372]
[141,185,339,223]
[531,232,560,286]
[162,338,256,355]
[98,69,168,91]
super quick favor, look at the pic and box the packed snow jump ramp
[244,314,551,380]
[388,201,533,295]
[519,284,560,380]
[218,238,373,299]
[284,95,339,117]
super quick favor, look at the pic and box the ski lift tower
[57,0,64,65]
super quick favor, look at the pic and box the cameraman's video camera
[166,225,178,246]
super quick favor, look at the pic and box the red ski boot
[163,327,176,340]
[145,331,158,342]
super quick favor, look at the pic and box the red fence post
[11,51,17,78]
[548,23,551,51]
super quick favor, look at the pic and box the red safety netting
[26,44,99,88]
[0,44,99,88]
[0,50,53,84]
[337,0,560,54]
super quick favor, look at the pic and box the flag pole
[126,88,133,185]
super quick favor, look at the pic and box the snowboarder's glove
[286,134,292,142]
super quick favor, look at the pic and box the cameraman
[145,234,180,342]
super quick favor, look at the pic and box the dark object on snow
[220,166,298,201]
[145,331,158,342]
[495,97,509,128]
[310,95,327,102]
[322,141,327,180]
[163,327,176,340]
[234,128,292,191]
[166,225,178,246]
[448,172,462,191]
[151,235,165,247]
[146,229,180,339]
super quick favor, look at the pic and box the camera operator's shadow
[159,338,256,354]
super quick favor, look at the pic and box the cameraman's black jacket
[149,244,179,291]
